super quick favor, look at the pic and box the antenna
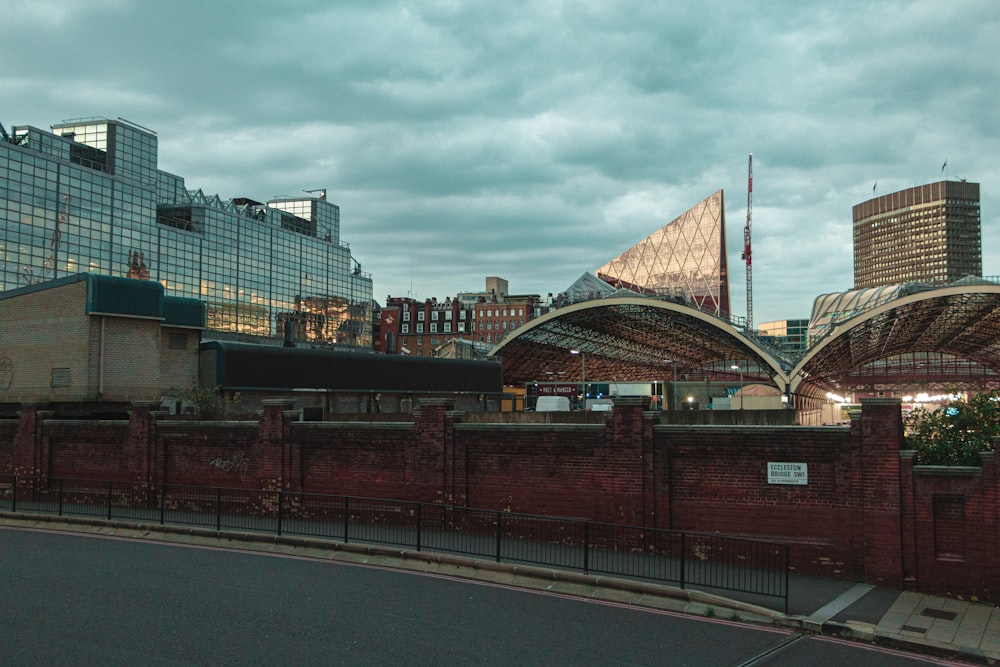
[743,153,753,334]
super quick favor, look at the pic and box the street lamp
[731,364,744,410]
[664,359,677,411]
[570,349,586,408]
[570,349,586,381]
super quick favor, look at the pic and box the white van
[587,399,614,412]
[535,396,572,412]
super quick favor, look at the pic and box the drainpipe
[98,315,105,398]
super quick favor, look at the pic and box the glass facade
[756,318,810,357]
[1,117,373,348]
[595,190,731,318]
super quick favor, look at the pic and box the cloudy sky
[4,0,998,323]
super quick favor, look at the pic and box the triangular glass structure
[596,190,731,317]
[562,272,617,304]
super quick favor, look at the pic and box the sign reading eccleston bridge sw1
[768,462,808,485]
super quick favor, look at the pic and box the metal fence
[0,475,789,612]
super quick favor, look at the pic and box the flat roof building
[853,181,981,289]
[0,273,204,405]
[1,117,373,349]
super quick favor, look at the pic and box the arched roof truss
[490,298,786,389]
[793,286,1000,394]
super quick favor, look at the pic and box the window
[417,311,425,321]
[401,324,409,334]
[403,310,410,322]
[168,333,188,350]
[430,323,438,333]
[416,323,424,333]
[431,311,439,321]
[444,322,452,333]
[51,367,71,387]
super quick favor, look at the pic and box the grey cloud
[4,0,997,322]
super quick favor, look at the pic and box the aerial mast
[743,153,753,334]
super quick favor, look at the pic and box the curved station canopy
[492,286,1000,405]
[491,297,786,391]
[793,284,1000,398]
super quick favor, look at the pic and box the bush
[169,385,243,420]
[905,391,1000,466]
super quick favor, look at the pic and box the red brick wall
[900,452,1000,600]
[6,397,1000,602]
[158,424,262,488]
[295,423,412,499]
[457,424,606,517]
[662,425,862,577]
[0,420,17,470]
[44,421,132,480]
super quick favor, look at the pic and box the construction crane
[742,153,753,334]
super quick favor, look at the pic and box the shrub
[905,391,1000,466]
[168,385,244,420]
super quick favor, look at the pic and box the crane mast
[743,153,753,334]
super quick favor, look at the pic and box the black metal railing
[0,475,789,612]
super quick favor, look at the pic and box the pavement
[2,511,998,665]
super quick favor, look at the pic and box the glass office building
[596,190,731,318]
[0,117,373,348]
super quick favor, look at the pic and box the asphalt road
[0,528,958,666]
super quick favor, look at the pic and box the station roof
[490,297,785,389]
[793,284,1000,395]
[492,285,1000,399]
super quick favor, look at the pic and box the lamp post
[731,363,744,410]
[664,359,677,411]
[570,349,586,408]
[570,349,586,381]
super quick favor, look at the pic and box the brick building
[0,273,204,405]
[379,296,475,356]
[379,277,542,355]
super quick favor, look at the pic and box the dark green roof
[86,274,164,318]
[0,273,205,329]
[164,296,206,328]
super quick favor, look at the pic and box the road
[0,527,963,665]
